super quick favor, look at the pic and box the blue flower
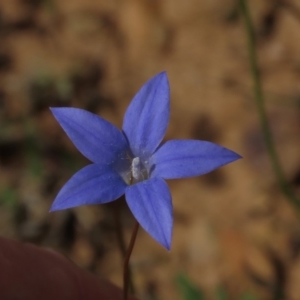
[50,72,241,250]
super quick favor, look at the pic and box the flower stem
[238,0,300,210]
[111,201,135,293]
[123,221,139,300]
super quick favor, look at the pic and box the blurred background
[1,0,300,299]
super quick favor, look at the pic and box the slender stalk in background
[238,0,300,210]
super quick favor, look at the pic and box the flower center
[116,153,150,185]
[131,157,149,184]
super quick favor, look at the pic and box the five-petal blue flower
[50,72,241,250]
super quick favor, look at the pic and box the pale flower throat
[117,153,151,185]
[130,157,149,183]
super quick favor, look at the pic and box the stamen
[132,157,141,180]
[130,157,149,183]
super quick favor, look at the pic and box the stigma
[131,157,149,183]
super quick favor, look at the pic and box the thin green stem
[123,221,139,300]
[238,0,300,210]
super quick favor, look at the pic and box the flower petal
[122,72,170,158]
[50,107,129,165]
[125,177,173,250]
[50,164,127,211]
[151,140,241,179]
